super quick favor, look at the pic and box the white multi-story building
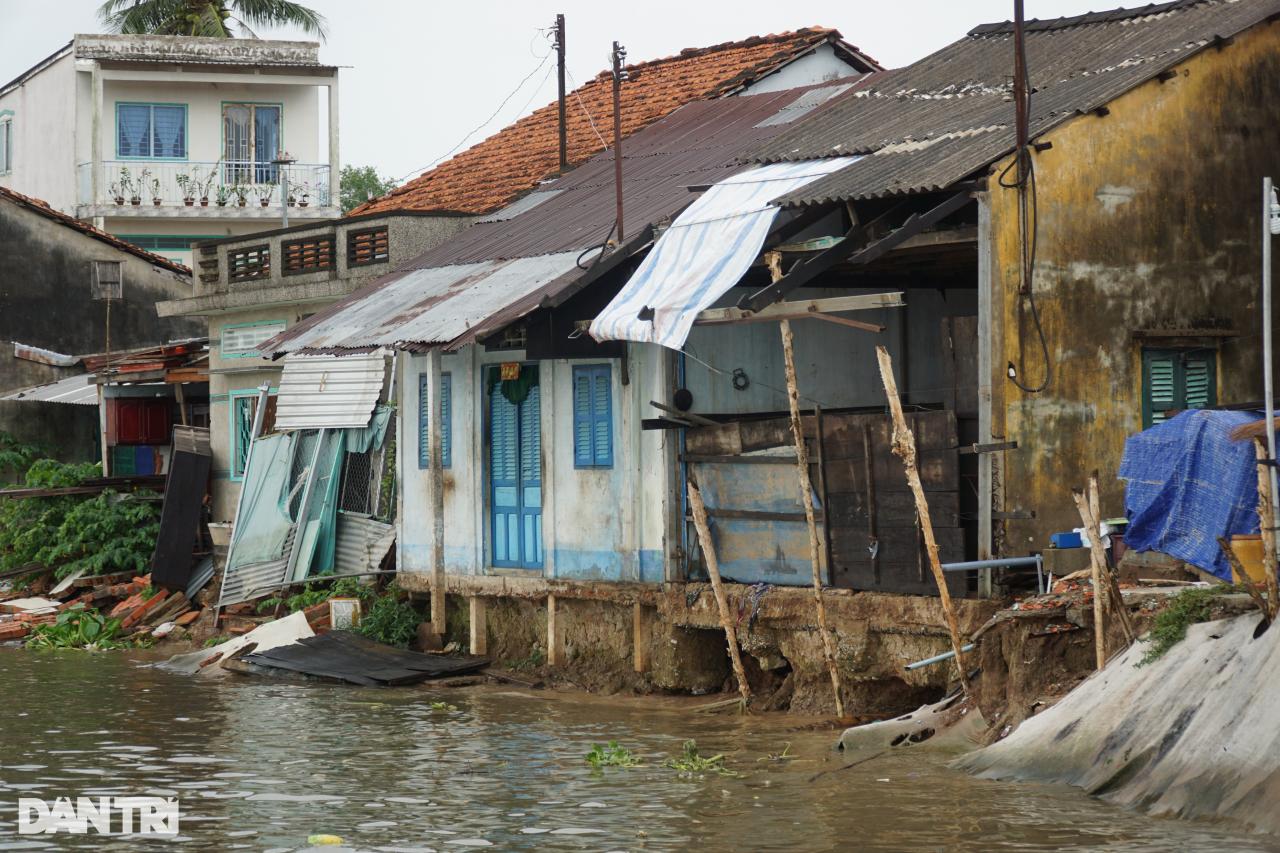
[0,33,339,268]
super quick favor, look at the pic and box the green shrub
[1139,585,1241,665]
[358,589,421,647]
[0,457,160,579]
[25,605,129,650]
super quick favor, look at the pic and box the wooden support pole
[1072,487,1109,669]
[875,346,970,696]
[546,593,564,667]
[469,596,487,657]
[780,318,844,718]
[428,348,447,637]
[633,601,651,673]
[1256,438,1279,620]
[1088,473,1135,646]
[687,479,751,708]
[1218,536,1271,624]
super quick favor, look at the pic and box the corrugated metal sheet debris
[219,528,296,606]
[275,353,388,429]
[334,512,395,575]
[751,0,1280,204]
[1,374,98,405]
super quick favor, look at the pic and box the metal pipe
[1264,177,1279,540]
[905,643,976,671]
[941,555,1042,571]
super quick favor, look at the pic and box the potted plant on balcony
[197,167,217,207]
[232,182,249,208]
[176,171,195,206]
[150,175,162,206]
[253,182,276,208]
[126,168,142,206]
[215,184,231,207]
[110,182,124,206]
[297,182,310,208]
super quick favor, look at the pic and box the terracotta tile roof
[352,27,878,217]
[0,185,191,275]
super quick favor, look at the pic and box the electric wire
[394,41,555,185]
[565,68,611,153]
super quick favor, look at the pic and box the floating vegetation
[585,741,643,769]
[664,740,738,777]
[428,701,458,712]
[25,605,129,650]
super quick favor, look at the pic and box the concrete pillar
[547,593,564,666]
[468,596,487,656]
[327,74,340,207]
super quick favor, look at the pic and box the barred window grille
[282,235,335,275]
[229,245,270,281]
[347,226,389,267]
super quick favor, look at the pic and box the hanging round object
[673,388,694,412]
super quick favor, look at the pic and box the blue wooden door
[489,369,543,569]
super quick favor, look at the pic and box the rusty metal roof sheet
[266,81,858,355]
[755,0,1280,205]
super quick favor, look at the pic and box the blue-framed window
[221,320,287,359]
[116,103,187,159]
[418,372,452,469]
[572,364,613,469]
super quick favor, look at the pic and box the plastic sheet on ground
[159,610,314,676]
[1119,410,1267,579]
[956,611,1280,833]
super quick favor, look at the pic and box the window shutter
[520,384,541,484]
[592,369,612,466]
[441,373,452,469]
[1147,354,1177,425]
[1183,355,1213,409]
[573,371,592,466]
[418,373,430,469]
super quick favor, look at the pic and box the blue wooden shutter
[417,373,430,469]
[572,364,613,468]
[591,367,612,466]
[441,373,452,469]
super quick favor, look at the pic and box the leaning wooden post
[1086,473,1135,646]
[780,319,844,718]
[1255,438,1279,620]
[428,347,447,636]
[1073,487,1110,669]
[687,479,751,709]
[875,346,969,696]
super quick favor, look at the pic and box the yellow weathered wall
[988,22,1280,551]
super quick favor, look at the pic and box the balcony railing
[78,160,333,211]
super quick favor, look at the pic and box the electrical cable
[565,68,611,153]
[998,23,1051,395]
[394,45,554,184]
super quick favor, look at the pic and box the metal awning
[275,352,387,430]
[589,158,856,349]
[1,373,98,405]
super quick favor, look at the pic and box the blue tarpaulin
[1119,410,1266,579]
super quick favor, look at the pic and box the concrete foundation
[398,572,999,716]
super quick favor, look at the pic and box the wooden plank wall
[685,410,966,597]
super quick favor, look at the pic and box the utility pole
[611,40,627,242]
[555,14,567,171]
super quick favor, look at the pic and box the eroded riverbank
[0,648,1272,852]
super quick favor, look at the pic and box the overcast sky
[3,1,1108,181]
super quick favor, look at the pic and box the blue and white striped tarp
[589,157,858,349]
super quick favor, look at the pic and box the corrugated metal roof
[275,353,387,429]
[334,512,395,575]
[753,0,1280,205]
[266,81,855,356]
[1,373,98,406]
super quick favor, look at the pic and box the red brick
[109,593,144,619]
[174,610,201,627]
[0,623,31,641]
[121,589,169,629]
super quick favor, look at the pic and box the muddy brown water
[0,648,1273,852]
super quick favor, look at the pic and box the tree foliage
[0,457,161,579]
[98,0,326,39]
[340,165,399,214]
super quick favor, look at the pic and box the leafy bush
[26,605,129,650]
[0,457,160,579]
[1138,585,1241,665]
[256,577,376,614]
[357,589,421,647]
[0,432,43,481]
[664,740,738,777]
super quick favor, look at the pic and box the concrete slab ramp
[956,612,1280,833]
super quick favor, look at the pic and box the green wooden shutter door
[1183,355,1213,410]
[1146,353,1177,426]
